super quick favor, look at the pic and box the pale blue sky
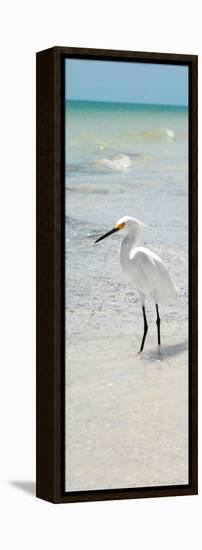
[65,59,188,106]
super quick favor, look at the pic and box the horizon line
[66,98,188,108]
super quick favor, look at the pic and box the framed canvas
[36,46,198,503]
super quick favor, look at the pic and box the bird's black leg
[156,304,161,346]
[140,306,148,352]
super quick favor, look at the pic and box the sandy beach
[65,311,188,491]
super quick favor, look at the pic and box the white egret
[95,216,177,352]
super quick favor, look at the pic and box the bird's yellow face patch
[115,222,125,230]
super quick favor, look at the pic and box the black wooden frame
[36,46,198,503]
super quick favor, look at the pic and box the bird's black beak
[94,227,119,244]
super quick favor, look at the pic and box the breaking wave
[140,127,175,141]
[69,127,176,149]
[96,154,131,171]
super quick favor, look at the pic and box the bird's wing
[129,247,177,304]
[129,248,157,294]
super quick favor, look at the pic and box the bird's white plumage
[117,216,177,306]
[95,215,177,351]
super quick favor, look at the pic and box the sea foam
[97,154,131,171]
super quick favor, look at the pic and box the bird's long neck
[120,228,140,272]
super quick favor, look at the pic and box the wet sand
[65,318,188,491]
